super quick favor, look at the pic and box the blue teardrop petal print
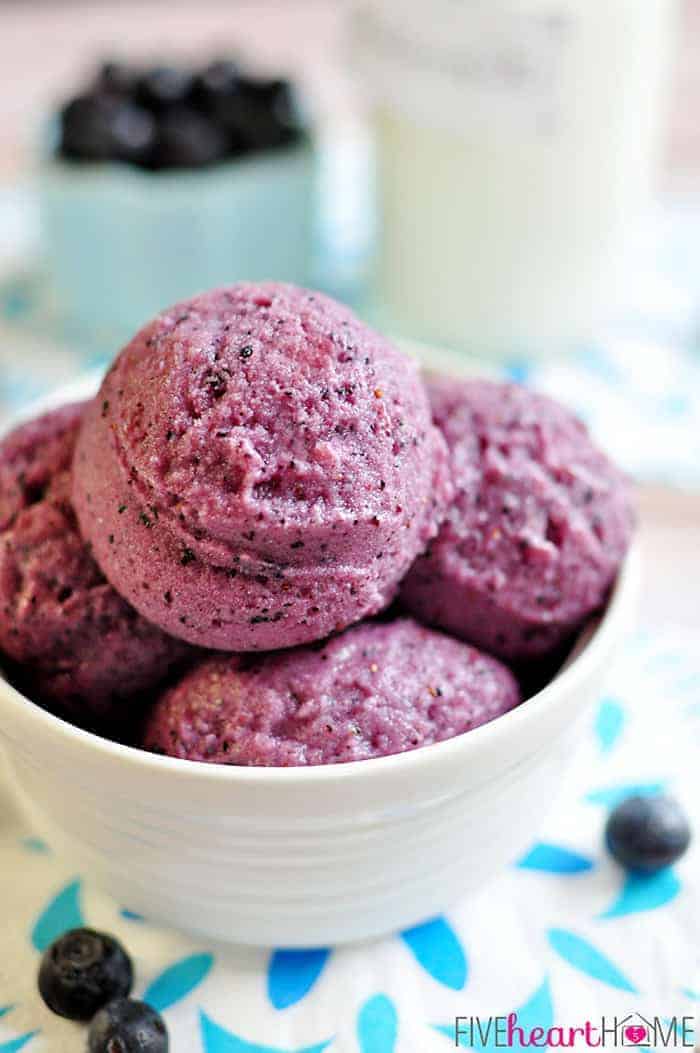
[357,994,398,1052]
[267,948,331,1010]
[505,360,532,385]
[547,929,637,992]
[401,917,467,990]
[433,978,552,1051]
[681,988,699,1001]
[20,838,49,855]
[511,979,553,1038]
[120,909,145,922]
[0,1009,14,1020]
[585,782,666,807]
[594,698,625,753]
[600,868,681,919]
[199,1009,333,1053]
[577,347,622,384]
[142,953,214,1012]
[517,843,595,874]
[432,1022,469,1048]
[31,879,85,952]
[402,918,467,989]
[0,1032,40,1053]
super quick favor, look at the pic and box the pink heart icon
[625,1026,647,1044]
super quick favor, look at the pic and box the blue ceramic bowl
[38,142,316,342]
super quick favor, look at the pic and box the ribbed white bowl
[0,380,639,946]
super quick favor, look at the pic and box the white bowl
[0,381,639,947]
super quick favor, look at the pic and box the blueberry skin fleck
[605,795,691,874]
[88,998,169,1053]
[38,927,133,1021]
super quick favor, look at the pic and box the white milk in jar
[354,0,677,356]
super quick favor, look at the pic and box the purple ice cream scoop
[0,405,193,725]
[0,402,79,532]
[72,283,451,652]
[401,378,635,662]
[143,617,521,766]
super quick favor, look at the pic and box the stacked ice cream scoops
[0,284,634,764]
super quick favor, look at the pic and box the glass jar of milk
[354,0,678,357]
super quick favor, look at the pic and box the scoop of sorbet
[401,378,635,661]
[0,405,193,726]
[73,283,451,651]
[143,618,521,766]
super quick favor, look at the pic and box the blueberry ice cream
[73,283,451,651]
[401,378,634,661]
[0,405,193,724]
[143,618,521,765]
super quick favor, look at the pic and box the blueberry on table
[38,927,133,1020]
[605,794,691,874]
[152,107,229,169]
[138,66,195,110]
[88,999,169,1053]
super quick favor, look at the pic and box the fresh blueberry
[195,59,240,102]
[204,92,251,154]
[95,61,136,97]
[605,794,691,873]
[59,95,155,164]
[89,999,168,1053]
[211,76,304,153]
[267,79,306,137]
[151,107,229,168]
[38,927,133,1021]
[109,102,156,164]
[138,66,195,110]
[59,94,122,161]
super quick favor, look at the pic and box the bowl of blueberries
[39,59,315,340]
